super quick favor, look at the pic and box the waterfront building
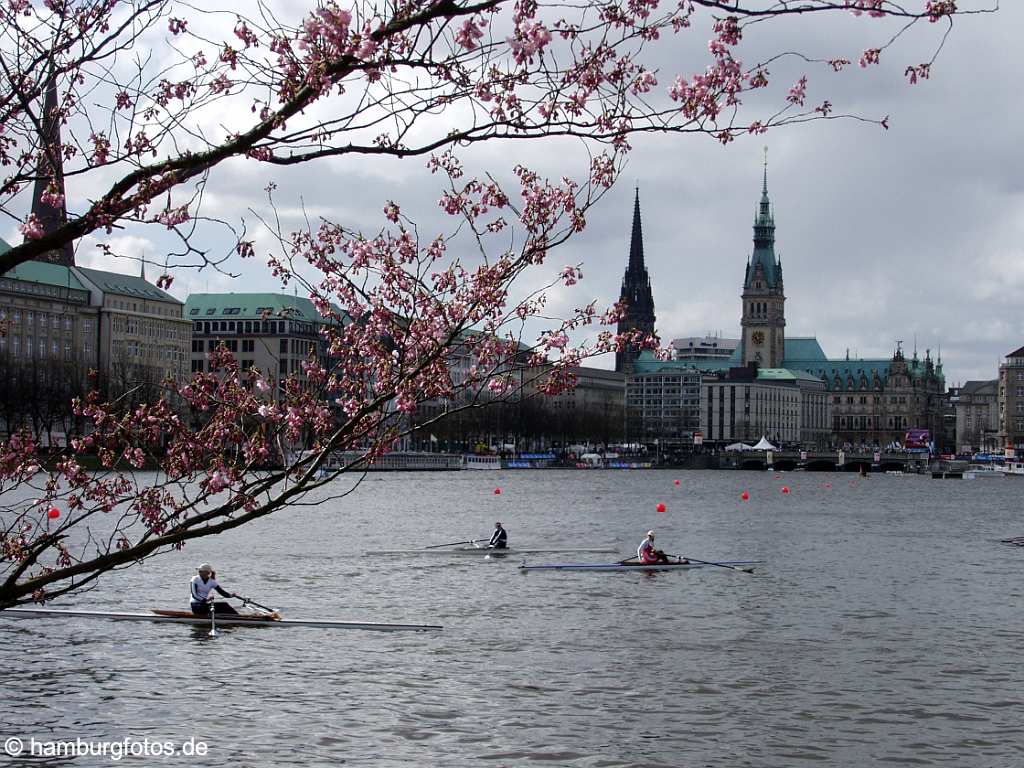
[951,380,999,454]
[700,365,830,447]
[670,335,739,363]
[997,346,1024,451]
[614,190,656,374]
[626,354,702,447]
[541,366,625,446]
[0,72,190,442]
[664,157,946,449]
[185,293,331,389]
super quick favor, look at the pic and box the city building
[998,346,1024,452]
[0,73,190,443]
[659,156,947,450]
[185,293,332,387]
[951,380,999,454]
[626,355,701,447]
[670,335,739,363]
[541,366,625,446]
[701,366,830,447]
[615,189,656,374]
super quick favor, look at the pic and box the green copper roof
[185,292,335,322]
[782,337,828,363]
[744,163,781,289]
[787,360,891,391]
[0,235,11,256]
[76,266,180,303]
[3,260,87,290]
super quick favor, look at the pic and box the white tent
[725,442,755,452]
[752,436,779,451]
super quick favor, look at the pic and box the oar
[422,539,482,549]
[668,555,755,574]
[208,602,218,638]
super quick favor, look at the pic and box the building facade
[185,293,331,389]
[951,379,999,454]
[626,355,702,446]
[998,346,1024,451]
[700,367,829,447]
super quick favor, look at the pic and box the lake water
[1,469,1022,767]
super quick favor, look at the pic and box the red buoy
[741,491,750,501]
[781,486,790,494]
[47,507,60,519]
[673,479,681,486]
[494,488,502,495]
[656,502,667,513]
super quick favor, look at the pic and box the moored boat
[2,607,442,632]
[518,559,762,572]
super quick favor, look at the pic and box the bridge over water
[719,451,928,473]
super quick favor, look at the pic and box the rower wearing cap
[487,522,508,550]
[637,531,671,564]
[190,564,239,615]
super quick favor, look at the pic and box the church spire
[616,187,656,374]
[28,66,75,266]
[628,186,645,274]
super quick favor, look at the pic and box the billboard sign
[904,429,930,449]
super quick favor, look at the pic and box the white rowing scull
[2,607,442,632]
[373,546,619,556]
[518,559,763,572]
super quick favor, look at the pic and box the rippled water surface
[2,470,1023,767]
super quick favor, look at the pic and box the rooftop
[75,266,180,303]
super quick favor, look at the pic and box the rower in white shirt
[190,563,239,615]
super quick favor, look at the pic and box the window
[206,308,216,315]
[242,339,254,353]
[279,358,287,374]
[27,311,33,325]
[280,338,288,354]
[64,341,71,360]
[189,308,199,315]
[192,340,203,353]
[208,340,217,352]
[191,359,204,373]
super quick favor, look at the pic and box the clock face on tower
[752,331,765,346]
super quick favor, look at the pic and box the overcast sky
[7,1,1016,386]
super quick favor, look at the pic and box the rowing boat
[518,559,763,572]
[373,547,619,556]
[2,607,442,632]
